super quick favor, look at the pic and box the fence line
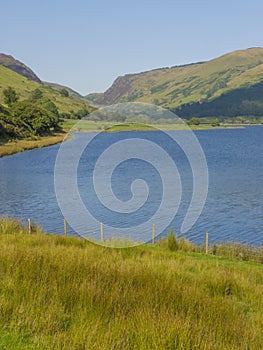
[25,218,210,251]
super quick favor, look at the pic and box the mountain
[94,47,263,118]
[0,60,94,116]
[0,53,91,103]
[0,53,42,83]
[2,49,263,120]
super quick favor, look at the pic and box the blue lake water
[0,126,262,245]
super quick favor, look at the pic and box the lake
[0,126,262,245]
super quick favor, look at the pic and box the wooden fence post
[100,222,104,242]
[205,232,209,254]
[28,218,31,234]
[64,219,67,236]
[152,224,156,244]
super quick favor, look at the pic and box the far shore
[62,119,257,133]
[0,121,262,158]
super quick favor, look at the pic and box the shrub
[211,119,220,127]
[0,217,43,235]
[189,117,200,125]
[179,236,199,252]
[167,229,179,251]
[0,217,25,234]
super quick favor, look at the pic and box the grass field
[0,217,263,349]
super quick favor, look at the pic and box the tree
[74,108,89,120]
[31,96,59,129]
[30,88,43,101]
[189,117,200,125]
[3,87,19,106]
[40,99,59,129]
[0,104,9,137]
[211,119,220,127]
[11,100,59,137]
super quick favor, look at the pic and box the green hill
[0,65,94,116]
[95,47,263,118]
[0,56,95,141]
[0,54,97,107]
[84,92,104,105]
[43,81,85,101]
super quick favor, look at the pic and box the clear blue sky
[1,0,263,95]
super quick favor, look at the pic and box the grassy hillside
[84,92,104,105]
[43,81,85,101]
[95,48,263,117]
[0,65,94,115]
[0,217,263,349]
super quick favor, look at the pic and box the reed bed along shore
[0,217,262,349]
[0,133,65,158]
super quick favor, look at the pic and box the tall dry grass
[0,133,65,158]
[0,218,263,349]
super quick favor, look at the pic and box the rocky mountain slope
[0,53,42,84]
[93,47,263,117]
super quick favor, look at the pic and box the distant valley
[1,48,263,126]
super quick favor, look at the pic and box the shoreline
[0,123,262,158]
[0,133,66,158]
[63,120,259,133]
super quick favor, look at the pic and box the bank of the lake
[0,121,246,158]
[0,133,66,158]
[62,119,249,133]
[0,217,263,350]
